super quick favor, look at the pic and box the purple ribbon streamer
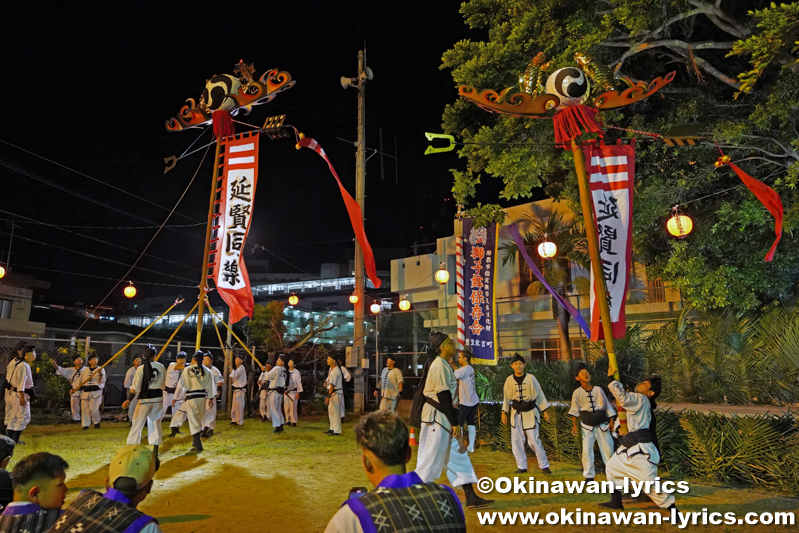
[508,223,591,339]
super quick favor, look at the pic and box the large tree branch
[688,0,748,37]
[668,47,741,89]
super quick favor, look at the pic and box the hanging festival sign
[210,131,260,323]
[461,218,498,365]
[585,142,635,340]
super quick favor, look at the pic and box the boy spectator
[54,444,162,532]
[0,452,68,531]
[325,411,466,532]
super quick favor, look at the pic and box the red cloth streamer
[724,162,783,262]
[212,109,235,140]
[552,104,604,147]
[299,137,382,289]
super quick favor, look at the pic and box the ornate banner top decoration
[165,61,295,132]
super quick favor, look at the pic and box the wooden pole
[155,297,202,361]
[72,297,184,391]
[570,138,627,433]
[195,139,224,351]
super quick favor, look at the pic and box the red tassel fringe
[212,109,235,140]
[553,105,604,147]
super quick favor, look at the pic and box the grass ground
[12,415,799,532]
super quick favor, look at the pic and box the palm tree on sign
[500,204,589,361]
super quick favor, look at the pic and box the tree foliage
[442,0,799,311]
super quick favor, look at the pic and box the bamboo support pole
[72,297,184,392]
[205,301,263,368]
[155,297,202,361]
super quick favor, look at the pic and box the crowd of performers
[3,329,676,527]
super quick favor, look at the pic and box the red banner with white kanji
[585,143,635,341]
[210,132,259,324]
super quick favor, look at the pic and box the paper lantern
[0,265,5,279]
[288,293,299,306]
[434,263,450,284]
[538,240,557,259]
[349,292,359,305]
[546,67,590,109]
[667,214,693,238]
[123,282,137,299]
[370,302,381,314]
[398,296,411,311]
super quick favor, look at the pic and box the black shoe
[598,491,624,510]
[230,421,237,425]
[273,426,284,433]
[200,427,209,438]
[82,426,89,430]
[586,477,594,482]
[261,416,267,423]
[463,483,494,508]
[329,432,341,436]
[323,429,334,435]
[514,468,527,474]
[291,423,297,427]
[542,467,552,474]
[94,423,101,429]
[169,427,183,437]
[190,432,204,452]
[206,429,214,438]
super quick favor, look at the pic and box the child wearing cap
[0,452,68,532]
[55,445,162,532]
[375,355,403,412]
[501,354,551,474]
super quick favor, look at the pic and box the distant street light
[435,262,450,284]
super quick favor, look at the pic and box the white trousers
[580,425,615,478]
[127,399,164,445]
[4,390,14,426]
[339,393,346,418]
[415,422,478,488]
[161,392,175,421]
[606,451,675,508]
[202,398,217,430]
[379,397,398,412]
[283,392,298,424]
[328,394,342,434]
[81,394,102,426]
[511,413,549,470]
[70,395,81,421]
[182,397,207,435]
[7,394,30,432]
[231,390,245,425]
[269,392,284,428]
[259,394,270,418]
[127,395,138,421]
[170,400,185,428]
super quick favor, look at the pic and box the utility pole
[342,50,373,412]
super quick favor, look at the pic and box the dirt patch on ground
[15,416,799,532]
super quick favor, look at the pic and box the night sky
[1,1,495,305]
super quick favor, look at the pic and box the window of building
[0,299,12,320]
[529,338,583,361]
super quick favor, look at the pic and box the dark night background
[0,1,498,306]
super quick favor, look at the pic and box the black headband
[428,331,449,354]
[510,354,525,365]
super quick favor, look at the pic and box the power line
[13,264,196,288]
[0,208,200,274]
[0,230,197,284]
[0,138,205,225]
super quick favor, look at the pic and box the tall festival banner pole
[571,138,617,375]
[456,53,676,433]
[196,139,223,351]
